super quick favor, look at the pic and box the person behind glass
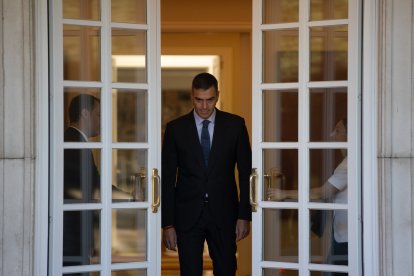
[64,94,101,202]
[162,73,252,276]
[267,118,348,269]
[325,119,348,270]
[63,94,133,267]
[63,94,101,266]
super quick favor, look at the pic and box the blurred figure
[63,94,101,268]
[63,94,132,269]
[64,94,101,202]
[267,119,348,272]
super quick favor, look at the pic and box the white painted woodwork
[378,0,414,275]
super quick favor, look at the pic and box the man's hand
[266,187,282,201]
[163,226,177,251]
[235,219,250,242]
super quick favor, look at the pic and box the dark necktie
[201,120,211,167]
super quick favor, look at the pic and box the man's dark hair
[192,72,218,92]
[68,94,100,123]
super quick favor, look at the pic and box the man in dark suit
[162,73,252,275]
[64,94,101,203]
[63,94,134,267]
[63,94,101,267]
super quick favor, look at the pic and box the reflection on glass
[63,0,100,20]
[63,210,100,266]
[64,92,102,203]
[263,30,299,83]
[112,209,147,263]
[64,25,101,81]
[263,209,298,262]
[263,0,299,23]
[112,270,146,276]
[112,0,146,24]
[263,90,298,142]
[310,209,348,266]
[112,149,147,202]
[310,26,348,81]
[112,89,148,142]
[311,271,348,276]
[309,149,349,267]
[112,29,147,83]
[309,149,348,204]
[64,90,101,142]
[263,268,299,276]
[264,167,285,202]
[309,88,347,142]
[64,149,101,203]
[310,0,348,21]
[263,149,298,202]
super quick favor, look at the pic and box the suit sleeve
[236,118,252,221]
[161,123,178,228]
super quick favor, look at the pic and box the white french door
[49,0,161,275]
[251,0,361,275]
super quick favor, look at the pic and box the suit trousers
[176,204,237,276]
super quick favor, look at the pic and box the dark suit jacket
[63,127,100,261]
[161,109,252,231]
[64,127,100,202]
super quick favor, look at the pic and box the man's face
[88,101,101,137]
[192,86,219,119]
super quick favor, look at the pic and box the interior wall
[161,0,252,275]
[161,0,251,26]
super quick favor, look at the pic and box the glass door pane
[263,30,299,83]
[63,25,101,81]
[51,0,161,275]
[252,0,360,274]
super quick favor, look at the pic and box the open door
[49,0,161,275]
[251,0,361,275]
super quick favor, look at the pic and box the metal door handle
[249,168,258,212]
[152,168,160,213]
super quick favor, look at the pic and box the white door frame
[34,0,380,275]
[361,0,380,274]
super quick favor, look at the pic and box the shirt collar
[69,126,89,142]
[193,108,216,126]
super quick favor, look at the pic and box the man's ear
[80,108,90,119]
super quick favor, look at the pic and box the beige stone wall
[0,0,35,275]
[378,0,414,275]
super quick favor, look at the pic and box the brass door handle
[152,168,160,213]
[264,174,271,201]
[249,168,258,212]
